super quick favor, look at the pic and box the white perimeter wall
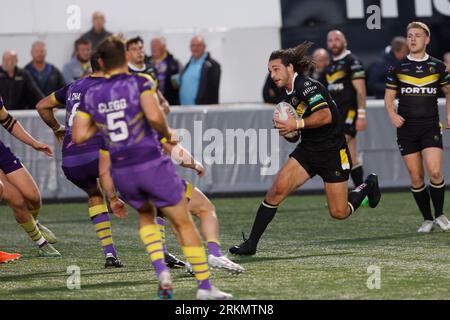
[0,0,282,103]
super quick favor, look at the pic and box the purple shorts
[62,159,99,192]
[0,142,23,174]
[111,157,183,210]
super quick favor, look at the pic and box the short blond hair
[407,22,430,37]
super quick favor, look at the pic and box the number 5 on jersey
[107,111,129,142]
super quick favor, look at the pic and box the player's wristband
[53,124,66,133]
[194,161,203,171]
[357,109,366,119]
[296,119,305,130]
[358,108,366,119]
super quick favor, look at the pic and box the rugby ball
[273,102,299,139]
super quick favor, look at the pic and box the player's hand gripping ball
[273,102,299,139]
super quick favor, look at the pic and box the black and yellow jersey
[128,62,158,87]
[322,51,365,110]
[285,73,345,151]
[386,54,450,121]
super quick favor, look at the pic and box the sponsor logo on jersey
[308,94,324,104]
[302,85,318,96]
[400,87,437,95]
[328,83,344,91]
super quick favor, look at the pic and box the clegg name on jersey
[386,55,450,121]
[286,73,345,151]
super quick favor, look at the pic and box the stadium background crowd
[1,7,448,110]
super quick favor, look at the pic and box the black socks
[411,185,433,221]
[247,200,279,245]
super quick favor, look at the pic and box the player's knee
[428,169,442,182]
[329,206,349,220]
[25,191,41,209]
[266,184,288,204]
[409,173,424,187]
[198,201,215,218]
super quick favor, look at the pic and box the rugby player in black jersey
[324,30,367,188]
[385,22,450,233]
[229,42,381,255]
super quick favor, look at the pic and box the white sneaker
[197,286,233,300]
[184,262,194,276]
[417,220,434,233]
[435,215,450,231]
[208,254,245,274]
[157,270,173,299]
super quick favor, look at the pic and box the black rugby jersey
[386,55,449,121]
[322,51,365,111]
[285,73,345,151]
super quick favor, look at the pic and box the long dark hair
[269,41,314,74]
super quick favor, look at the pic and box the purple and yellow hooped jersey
[78,73,163,168]
[52,76,105,158]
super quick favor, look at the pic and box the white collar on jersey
[285,72,299,95]
[407,53,429,62]
[128,62,146,72]
[332,50,351,61]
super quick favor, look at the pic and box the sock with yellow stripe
[411,185,433,221]
[207,240,222,257]
[20,217,47,248]
[89,204,117,258]
[247,200,278,245]
[156,216,167,253]
[182,246,211,290]
[139,224,167,277]
[429,180,445,219]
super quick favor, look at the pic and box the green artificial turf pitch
[1,192,450,300]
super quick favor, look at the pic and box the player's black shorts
[340,107,357,138]
[397,119,442,156]
[289,143,352,183]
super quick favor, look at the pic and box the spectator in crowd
[262,74,286,104]
[0,50,44,110]
[127,36,157,78]
[25,41,66,96]
[179,36,221,105]
[62,38,92,84]
[81,11,112,51]
[126,36,170,112]
[367,36,408,98]
[444,52,450,71]
[149,37,182,105]
[310,48,330,82]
